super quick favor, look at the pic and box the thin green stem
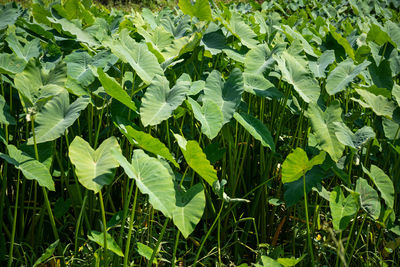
[7,171,20,267]
[99,191,108,260]
[303,175,315,265]
[147,217,170,267]
[124,186,138,267]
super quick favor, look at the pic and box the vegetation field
[1,0,400,266]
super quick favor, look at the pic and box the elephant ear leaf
[173,133,218,186]
[28,91,90,144]
[69,136,120,193]
[203,68,244,125]
[329,186,359,230]
[172,183,205,238]
[187,97,223,140]
[0,144,54,191]
[140,74,190,126]
[362,165,394,209]
[281,148,325,184]
[118,125,178,167]
[356,178,381,220]
[112,149,176,218]
[178,0,212,21]
[307,100,345,162]
[104,29,163,84]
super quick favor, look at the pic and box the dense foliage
[1,0,400,266]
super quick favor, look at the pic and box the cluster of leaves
[1,0,400,266]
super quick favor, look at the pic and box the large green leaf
[0,4,20,30]
[178,0,212,21]
[6,32,40,62]
[112,149,176,218]
[363,165,394,209]
[172,183,205,238]
[0,53,26,75]
[187,98,223,140]
[333,122,375,150]
[88,230,123,257]
[281,147,326,184]
[233,110,275,151]
[203,68,244,124]
[174,134,218,186]
[47,17,99,47]
[65,51,117,87]
[281,25,317,57]
[326,59,370,95]
[309,50,335,78]
[356,178,381,220]
[220,13,259,49]
[274,50,320,103]
[97,69,136,111]
[0,95,16,125]
[243,73,283,99]
[69,136,120,193]
[140,74,190,126]
[0,144,54,191]
[244,44,274,75]
[353,89,397,118]
[329,25,355,60]
[307,100,345,161]
[329,186,359,230]
[118,125,178,167]
[28,92,89,144]
[104,29,163,84]
[284,166,333,207]
[14,61,66,108]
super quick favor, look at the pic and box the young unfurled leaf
[281,148,326,184]
[69,136,120,193]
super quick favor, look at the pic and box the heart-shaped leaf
[329,186,359,230]
[28,91,90,144]
[188,97,223,140]
[69,136,120,193]
[281,148,326,184]
[172,183,205,238]
[203,68,244,125]
[140,74,190,126]
[112,149,176,218]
